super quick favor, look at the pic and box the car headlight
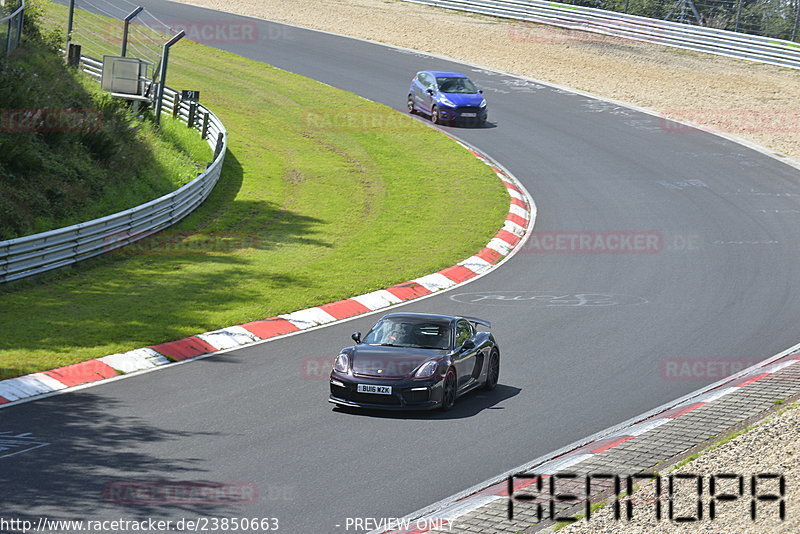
[438,95,455,107]
[333,353,350,373]
[414,360,439,378]
[479,99,487,108]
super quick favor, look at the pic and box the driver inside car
[387,322,412,344]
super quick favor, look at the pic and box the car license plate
[357,384,392,395]
[461,112,477,117]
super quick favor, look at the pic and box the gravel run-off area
[172,1,800,531]
[174,0,800,158]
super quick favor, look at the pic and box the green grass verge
[0,2,508,380]
[0,15,211,240]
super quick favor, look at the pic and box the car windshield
[362,318,452,350]
[436,77,478,94]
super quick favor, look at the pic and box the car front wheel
[407,95,416,114]
[441,370,456,411]
[431,105,441,125]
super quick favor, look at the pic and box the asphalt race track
[5,1,800,532]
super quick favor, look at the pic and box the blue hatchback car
[408,71,487,126]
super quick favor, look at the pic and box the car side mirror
[426,88,434,95]
[479,89,483,94]
[352,331,361,344]
[462,339,475,351]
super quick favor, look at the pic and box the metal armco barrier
[0,54,228,283]
[1,0,24,57]
[402,0,800,69]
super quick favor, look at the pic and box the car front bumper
[439,106,487,122]
[329,372,444,411]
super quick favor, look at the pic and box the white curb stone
[458,256,493,274]
[503,220,527,237]
[352,290,404,311]
[100,348,170,374]
[0,374,66,401]
[414,273,457,292]
[197,326,260,350]
[509,204,530,219]
[487,237,515,255]
[280,307,338,329]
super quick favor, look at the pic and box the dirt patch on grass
[172,0,800,158]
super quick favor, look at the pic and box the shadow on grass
[0,392,253,521]
[0,150,328,377]
[112,150,330,255]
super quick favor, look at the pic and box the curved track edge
[162,0,800,173]
[372,334,800,534]
[0,138,536,409]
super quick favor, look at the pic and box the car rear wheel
[441,370,456,411]
[407,95,416,114]
[431,105,441,125]
[483,349,500,391]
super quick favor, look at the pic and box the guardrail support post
[66,0,75,48]
[734,0,743,32]
[67,42,81,67]
[201,112,210,140]
[121,6,143,57]
[16,4,24,49]
[172,93,181,118]
[0,245,7,282]
[188,102,197,128]
[5,17,12,55]
[154,30,185,125]
[213,132,224,160]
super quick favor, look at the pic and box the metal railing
[0,0,24,57]
[402,0,800,69]
[0,53,228,283]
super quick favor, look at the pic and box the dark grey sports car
[329,312,500,411]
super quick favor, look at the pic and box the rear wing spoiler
[463,316,491,329]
